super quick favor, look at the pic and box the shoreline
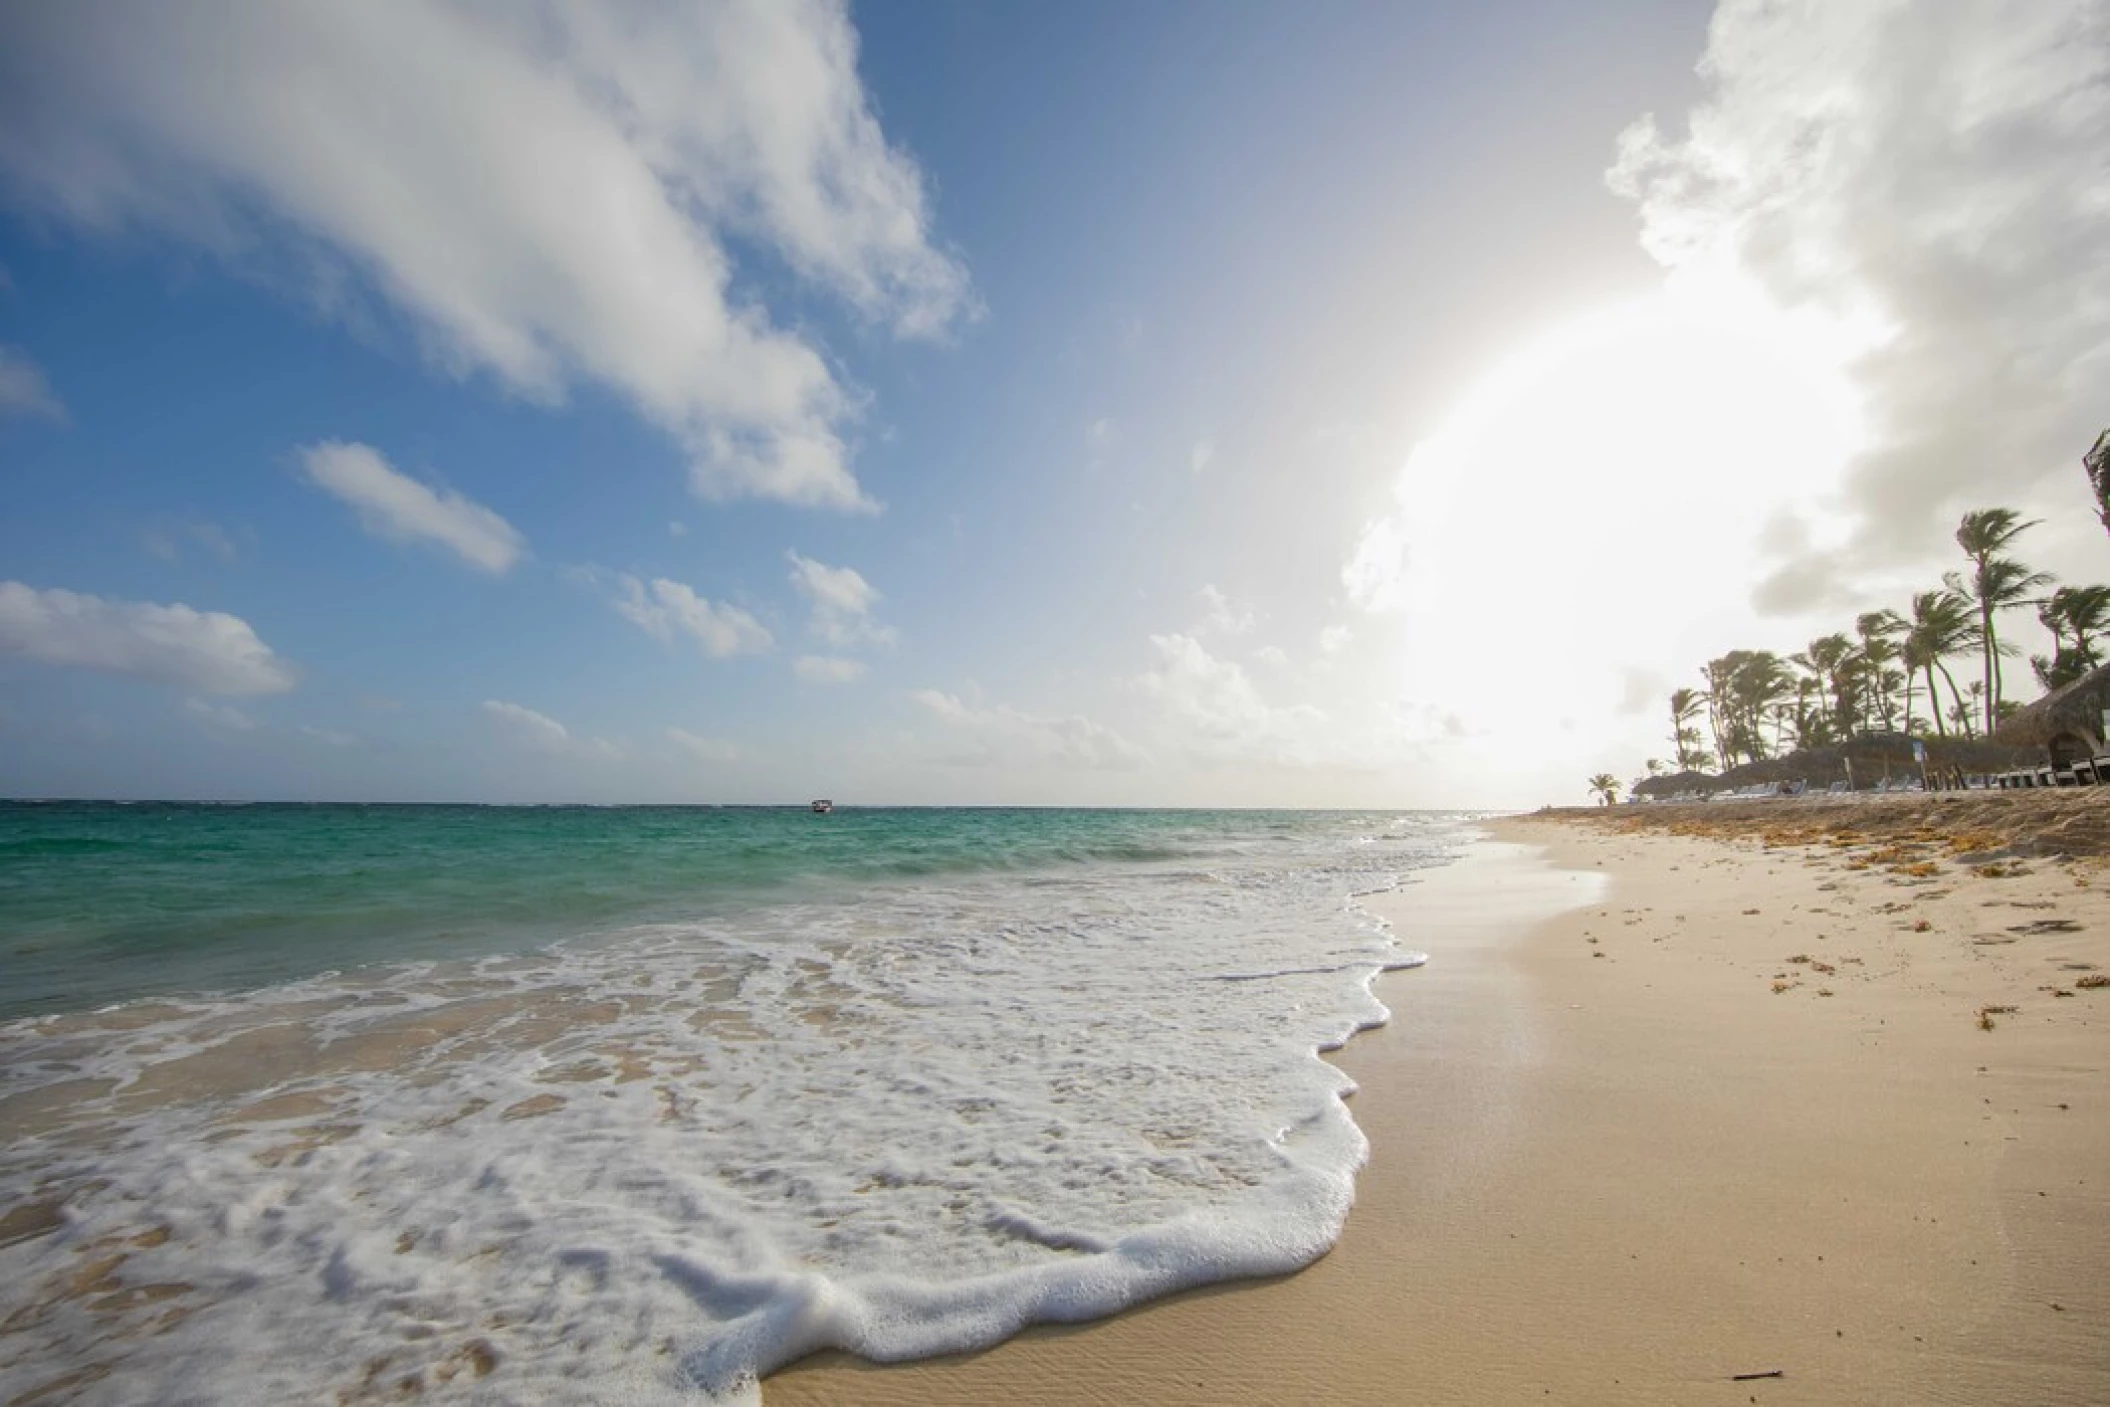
[767,810,2110,1404]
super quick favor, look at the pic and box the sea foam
[0,813,1457,1401]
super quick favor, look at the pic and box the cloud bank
[0,1,971,510]
[913,689,1147,771]
[0,581,296,695]
[1610,0,2110,579]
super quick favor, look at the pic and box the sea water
[0,804,1471,1402]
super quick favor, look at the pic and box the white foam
[0,816,1458,1400]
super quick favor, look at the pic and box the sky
[1,0,2106,808]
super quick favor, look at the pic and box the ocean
[0,803,1473,1402]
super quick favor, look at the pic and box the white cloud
[1196,584,1256,637]
[794,654,866,684]
[299,724,355,746]
[1317,623,1353,655]
[1608,0,2110,570]
[142,517,239,564]
[0,581,296,695]
[299,441,524,574]
[786,550,895,647]
[912,688,1146,771]
[611,574,775,657]
[1134,633,1333,766]
[1342,514,1410,614]
[184,698,255,731]
[482,699,569,752]
[667,727,748,764]
[0,346,64,420]
[1133,631,1454,774]
[669,520,688,538]
[1190,441,1213,475]
[0,1,971,511]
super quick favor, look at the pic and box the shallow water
[0,805,1471,1402]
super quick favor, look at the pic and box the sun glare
[1379,288,1866,772]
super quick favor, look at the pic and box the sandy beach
[769,800,2110,1405]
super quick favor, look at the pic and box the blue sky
[3,1,2105,806]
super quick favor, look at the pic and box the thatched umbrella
[1991,661,2110,767]
[1632,769,1715,799]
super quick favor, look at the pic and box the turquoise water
[0,802,1476,1401]
[0,801,1433,1021]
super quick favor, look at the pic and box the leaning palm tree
[2059,584,2110,662]
[1954,509,2051,732]
[1901,588,1979,737]
[1587,772,1621,807]
[1725,650,1790,761]
[1790,633,1858,741]
[2084,428,2110,537]
[1698,656,1736,771]
[1946,557,2054,728]
[1854,610,1904,731]
[1666,687,1706,772]
[2032,584,2110,690]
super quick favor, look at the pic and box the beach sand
[767,803,2110,1404]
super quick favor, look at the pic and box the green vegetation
[2083,428,2110,537]
[1649,501,2105,782]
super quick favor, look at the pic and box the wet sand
[767,808,2110,1404]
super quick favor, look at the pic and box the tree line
[1585,431,2110,804]
[1654,508,2105,778]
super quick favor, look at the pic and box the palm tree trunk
[1982,603,1999,733]
[1925,664,1948,737]
[1938,660,1973,738]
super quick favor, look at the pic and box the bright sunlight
[1355,287,1867,778]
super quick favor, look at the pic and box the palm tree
[2033,584,2110,690]
[2059,584,2110,662]
[1781,675,1824,752]
[1854,610,1904,731]
[1588,772,1621,806]
[1901,588,1979,738]
[1722,650,1790,762]
[1947,557,2054,727]
[1790,633,1858,742]
[1699,657,1736,771]
[1666,688,1706,772]
[1948,693,1978,739]
[1954,509,2052,731]
[2084,428,2110,537]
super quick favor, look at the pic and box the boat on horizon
[810,799,834,814]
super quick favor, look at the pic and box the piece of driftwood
[1730,1369,1785,1381]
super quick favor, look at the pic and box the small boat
[810,799,834,814]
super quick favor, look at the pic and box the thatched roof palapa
[1635,732,2036,797]
[1631,769,1716,798]
[1991,660,2110,761]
